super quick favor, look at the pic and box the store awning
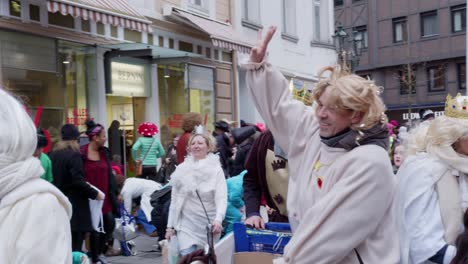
[100,43,203,60]
[167,8,253,54]
[47,0,152,32]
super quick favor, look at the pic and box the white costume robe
[243,59,400,264]
[167,153,227,251]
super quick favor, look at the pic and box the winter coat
[0,178,72,263]
[214,133,233,178]
[50,147,98,231]
[39,152,53,182]
[80,145,120,217]
[132,136,165,166]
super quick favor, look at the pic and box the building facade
[335,0,466,125]
[234,0,337,123]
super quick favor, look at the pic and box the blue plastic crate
[233,222,291,254]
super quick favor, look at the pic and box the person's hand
[245,215,265,229]
[117,194,123,203]
[96,192,105,201]
[212,221,223,235]
[165,228,175,241]
[250,25,277,63]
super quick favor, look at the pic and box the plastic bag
[168,236,180,264]
[113,217,138,241]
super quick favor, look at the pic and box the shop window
[97,22,105,35]
[452,5,466,33]
[157,64,215,148]
[205,47,211,58]
[124,29,141,42]
[29,4,40,21]
[9,0,21,17]
[393,17,407,43]
[81,20,90,32]
[49,12,74,29]
[427,65,446,92]
[458,63,466,90]
[421,11,438,37]
[179,41,193,52]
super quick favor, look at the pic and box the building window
[393,17,407,43]
[421,11,438,37]
[49,12,75,29]
[187,0,209,16]
[313,0,321,41]
[452,5,466,33]
[124,29,141,42]
[179,41,193,52]
[399,69,416,95]
[29,4,40,21]
[9,0,21,17]
[354,25,368,48]
[458,63,466,90]
[334,0,343,7]
[352,0,363,3]
[281,0,298,41]
[427,65,446,92]
[242,0,261,28]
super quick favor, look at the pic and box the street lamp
[332,25,364,72]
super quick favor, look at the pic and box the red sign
[167,114,184,128]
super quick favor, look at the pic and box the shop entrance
[106,96,146,177]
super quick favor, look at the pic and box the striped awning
[170,9,253,54]
[47,0,152,32]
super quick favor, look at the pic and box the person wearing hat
[132,122,165,181]
[34,128,53,182]
[419,108,435,122]
[49,123,105,256]
[0,89,72,264]
[396,93,468,264]
[213,120,234,178]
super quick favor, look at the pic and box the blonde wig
[406,116,468,156]
[187,132,217,153]
[313,66,387,130]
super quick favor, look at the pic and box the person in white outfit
[397,93,468,264]
[0,88,73,264]
[165,127,227,256]
[243,26,399,263]
[118,177,161,232]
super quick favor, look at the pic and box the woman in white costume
[397,93,468,264]
[165,127,227,256]
[0,88,72,263]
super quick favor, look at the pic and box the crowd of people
[3,25,468,264]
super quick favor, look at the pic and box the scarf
[0,155,44,199]
[321,123,389,150]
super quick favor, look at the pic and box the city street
[108,232,163,264]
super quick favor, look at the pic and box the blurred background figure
[0,88,72,263]
[158,134,179,184]
[107,120,123,160]
[34,128,53,182]
[132,122,165,181]
[213,120,233,178]
[177,112,202,164]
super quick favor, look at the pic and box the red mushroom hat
[137,122,159,137]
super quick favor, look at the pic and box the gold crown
[290,79,314,106]
[445,93,468,119]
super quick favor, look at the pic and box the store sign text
[111,62,149,97]
[402,111,444,120]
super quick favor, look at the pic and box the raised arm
[244,26,316,154]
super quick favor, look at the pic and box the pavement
[107,232,163,264]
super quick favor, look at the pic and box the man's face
[315,89,354,138]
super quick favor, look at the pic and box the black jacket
[50,147,98,231]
